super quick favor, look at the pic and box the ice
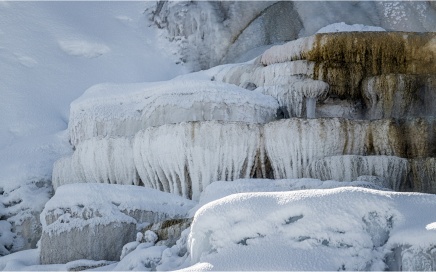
[133,121,263,200]
[264,118,369,179]
[52,137,138,190]
[255,76,329,118]
[186,187,436,271]
[69,79,278,146]
[306,155,409,191]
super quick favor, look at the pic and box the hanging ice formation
[53,31,436,199]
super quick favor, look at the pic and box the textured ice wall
[264,118,368,179]
[52,137,138,190]
[306,155,409,191]
[133,121,263,201]
[69,79,278,147]
[264,118,436,180]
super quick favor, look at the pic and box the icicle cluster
[306,155,409,190]
[133,121,262,200]
[52,137,138,190]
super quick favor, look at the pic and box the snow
[190,178,389,216]
[316,22,386,33]
[41,183,195,235]
[186,187,436,271]
[69,79,278,146]
[0,1,187,253]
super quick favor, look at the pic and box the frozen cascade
[52,137,138,190]
[306,155,409,190]
[264,118,369,179]
[133,121,262,200]
[69,79,279,147]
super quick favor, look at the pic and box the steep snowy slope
[0,1,186,253]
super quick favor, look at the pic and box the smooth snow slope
[0,1,186,190]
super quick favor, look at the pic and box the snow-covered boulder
[133,121,264,200]
[39,183,195,264]
[69,79,279,147]
[187,187,436,270]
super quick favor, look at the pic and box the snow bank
[40,183,195,264]
[187,187,436,271]
[69,79,278,146]
[52,137,138,190]
[316,22,386,33]
[133,121,263,201]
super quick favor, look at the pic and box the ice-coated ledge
[69,79,279,147]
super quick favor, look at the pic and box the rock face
[39,184,195,264]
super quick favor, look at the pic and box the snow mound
[187,187,436,271]
[69,79,278,146]
[134,121,263,201]
[316,22,386,33]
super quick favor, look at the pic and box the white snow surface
[0,1,187,253]
[41,183,196,235]
[316,22,386,33]
[190,178,389,216]
[0,1,186,189]
[69,79,278,146]
[186,187,436,271]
